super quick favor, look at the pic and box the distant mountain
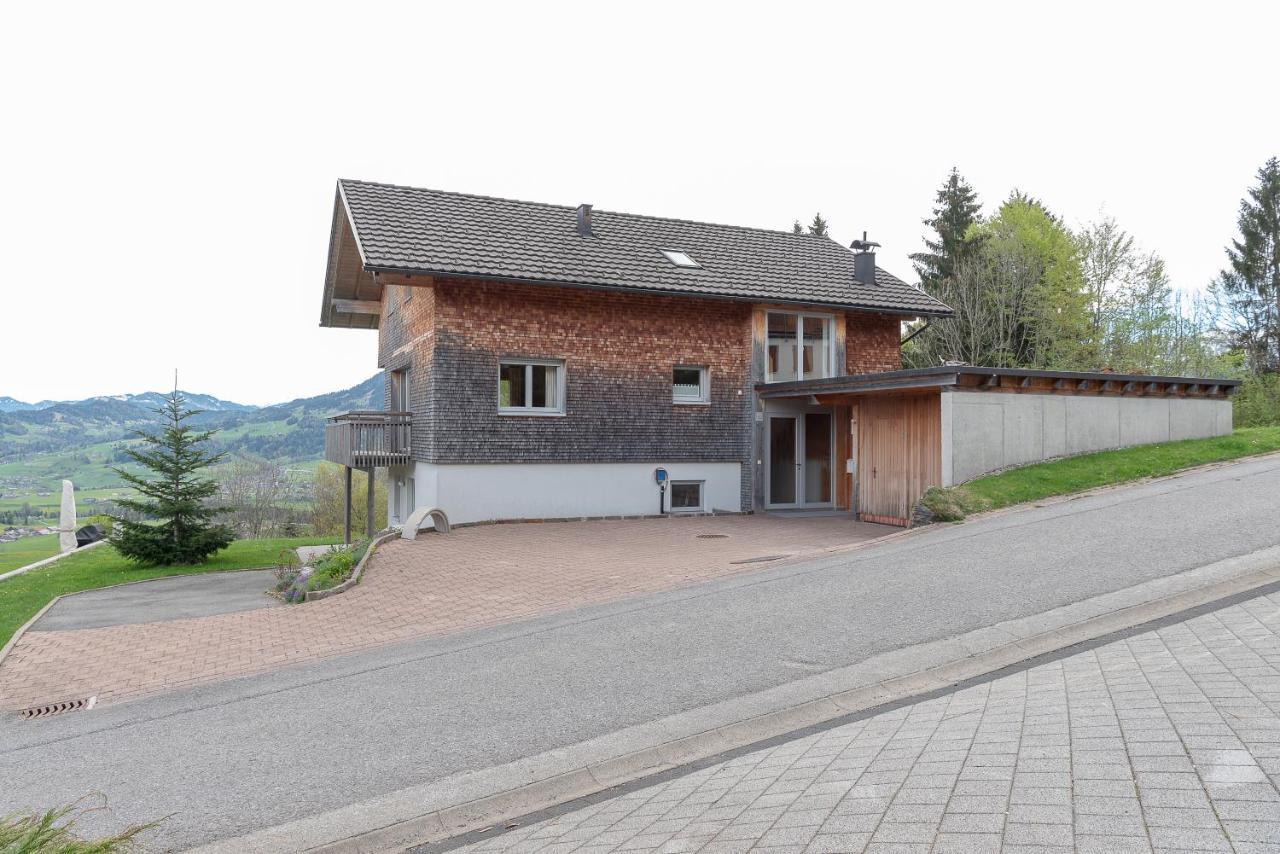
[0,396,39,413]
[0,389,255,414]
[0,374,384,471]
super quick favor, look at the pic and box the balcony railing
[324,411,412,468]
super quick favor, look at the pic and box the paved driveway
[444,590,1280,854]
[0,514,893,710]
[29,569,280,632]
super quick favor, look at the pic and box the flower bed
[273,539,371,603]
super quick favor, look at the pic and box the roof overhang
[319,186,382,329]
[758,366,1241,401]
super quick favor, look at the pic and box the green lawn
[923,426,1280,521]
[0,536,338,649]
[0,536,61,574]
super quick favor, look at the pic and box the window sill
[672,399,711,406]
[497,408,566,417]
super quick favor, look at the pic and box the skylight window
[660,249,701,268]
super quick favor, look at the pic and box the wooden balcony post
[365,468,376,539]
[344,465,352,546]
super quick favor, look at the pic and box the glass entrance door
[767,412,834,508]
[768,415,798,505]
[804,412,833,504]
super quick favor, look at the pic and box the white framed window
[766,311,834,382]
[660,248,701,268]
[669,481,704,512]
[498,359,565,415]
[672,365,710,404]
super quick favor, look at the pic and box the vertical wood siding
[856,394,941,525]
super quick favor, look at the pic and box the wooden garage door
[857,394,941,526]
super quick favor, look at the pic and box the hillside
[0,374,383,495]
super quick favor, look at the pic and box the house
[319,180,1237,536]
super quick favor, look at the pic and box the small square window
[660,249,701,268]
[672,365,710,404]
[669,481,704,512]
[498,360,565,414]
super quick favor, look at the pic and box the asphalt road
[3,456,1280,850]
[30,569,280,631]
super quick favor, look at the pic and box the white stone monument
[58,479,77,553]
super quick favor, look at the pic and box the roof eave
[360,263,953,318]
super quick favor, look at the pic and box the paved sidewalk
[0,515,891,709]
[446,591,1280,854]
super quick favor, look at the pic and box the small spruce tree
[110,390,234,565]
[808,213,829,236]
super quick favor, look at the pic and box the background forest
[897,159,1280,427]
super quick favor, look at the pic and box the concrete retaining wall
[942,390,1233,486]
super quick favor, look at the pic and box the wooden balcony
[324,411,412,468]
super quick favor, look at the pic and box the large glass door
[768,415,798,505]
[804,412,833,504]
[767,412,834,508]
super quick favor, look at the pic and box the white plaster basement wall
[393,462,742,527]
[941,390,1233,486]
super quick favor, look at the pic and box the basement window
[673,366,710,404]
[498,359,565,415]
[669,481,704,512]
[660,249,701,268]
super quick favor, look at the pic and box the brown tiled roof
[335,179,953,317]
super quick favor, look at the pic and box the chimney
[576,203,594,237]
[850,231,880,286]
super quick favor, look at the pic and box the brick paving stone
[446,590,1280,853]
[0,515,895,708]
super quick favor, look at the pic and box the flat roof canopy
[758,366,1241,400]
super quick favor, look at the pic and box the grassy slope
[924,427,1280,520]
[0,537,338,649]
[0,536,60,574]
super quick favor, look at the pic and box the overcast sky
[4,1,1277,406]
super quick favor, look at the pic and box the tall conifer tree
[1213,156,1280,373]
[111,390,234,565]
[911,168,983,290]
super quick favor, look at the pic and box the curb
[0,538,108,583]
[193,544,1280,854]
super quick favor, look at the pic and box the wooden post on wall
[849,404,859,516]
[750,307,767,512]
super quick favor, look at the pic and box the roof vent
[851,231,879,286]
[576,204,594,237]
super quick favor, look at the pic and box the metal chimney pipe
[852,231,879,286]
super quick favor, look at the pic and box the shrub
[272,548,302,592]
[307,547,357,591]
[1234,373,1280,427]
[919,486,988,523]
